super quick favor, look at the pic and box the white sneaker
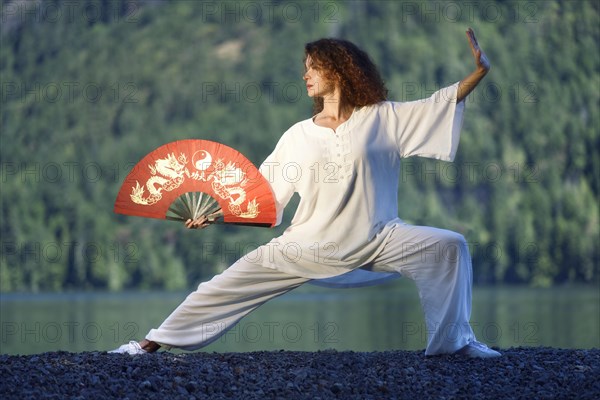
[109,341,147,355]
[456,341,501,358]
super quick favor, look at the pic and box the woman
[112,28,500,358]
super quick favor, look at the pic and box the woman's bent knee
[438,230,468,263]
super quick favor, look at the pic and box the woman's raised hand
[466,28,490,72]
[457,28,491,102]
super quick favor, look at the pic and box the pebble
[0,347,598,399]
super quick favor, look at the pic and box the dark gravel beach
[1,347,598,399]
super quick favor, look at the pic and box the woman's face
[303,55,335,98]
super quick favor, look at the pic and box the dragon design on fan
[129,150,259,219]
[211,160,259,218]
[130,153,187,205]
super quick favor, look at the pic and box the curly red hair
[304,38,388,115]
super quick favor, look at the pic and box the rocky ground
[1,347,598,399]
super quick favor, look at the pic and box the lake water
[1,281,598,355]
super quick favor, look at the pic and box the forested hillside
[1,0,598,291]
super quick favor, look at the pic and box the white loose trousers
[146,222,475,355]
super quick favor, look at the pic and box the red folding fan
[114,139,277,227]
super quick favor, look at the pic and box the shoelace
[469,341,489,350]
[130,341,144,352]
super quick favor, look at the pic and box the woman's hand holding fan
[184,215,211,230]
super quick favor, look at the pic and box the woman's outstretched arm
[457,28,491,103]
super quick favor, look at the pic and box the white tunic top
[255,83,465,285]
